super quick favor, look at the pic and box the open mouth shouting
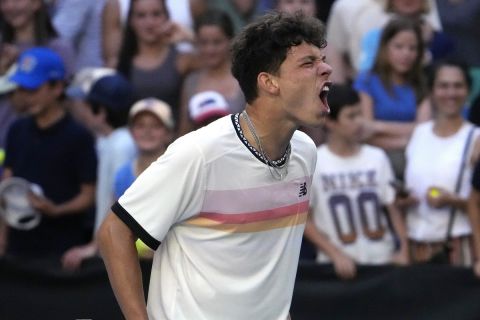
[319,81,332,114]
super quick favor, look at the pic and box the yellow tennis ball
[0,149,5,165]
[135,239,152,257]
[429,188,440,198]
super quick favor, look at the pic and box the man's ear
[257,72,280,95]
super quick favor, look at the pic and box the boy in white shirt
[305,84,409,280]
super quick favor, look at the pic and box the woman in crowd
[0,0,75,76]
[116,0,194,128]
[354,17,429,179]
[178,9,244,136]
[404,60,479,265]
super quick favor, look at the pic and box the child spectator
[82,74,137,232]
[114,97,174,199]
[113,97,174,259]
[354,17,429,179]
[0,47,97,266]
[305,84,408,280]
[188,90,230,130]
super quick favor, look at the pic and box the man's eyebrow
[298,54,326,63]
[298,55,317,63]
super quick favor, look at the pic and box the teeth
[322,86,330,92]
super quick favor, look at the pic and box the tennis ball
[136,239,152,257]
[429,188,440,198]
[0,149,5,165]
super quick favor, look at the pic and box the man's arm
[97,211,148,319]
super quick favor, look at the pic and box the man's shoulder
[292,130,317,152]
[169,116,235,157]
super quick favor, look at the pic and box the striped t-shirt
[113,113,317,320]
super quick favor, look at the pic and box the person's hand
[0,44,19,74]
[391,249,409,266]
[394,194,419,210]
[473,260,480,279]
[425,186,452,209]
[61,242,97,271]
[28,192,59,217]
[161,21,194,44]
[331,251,356,280]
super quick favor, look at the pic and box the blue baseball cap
[9,47,66,90]
[87,74,134,111]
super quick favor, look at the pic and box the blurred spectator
[0,47,97,267]
[326,0,441,83]
[188,90,230,130]
[114,97,174,198]
[116,0,195,128]
[166,0,207,52]
[61,70,136,265]
[79,74,137,232]
[65,67,116,129]
[358,1,454,73]
[102,0,203,67]
[404,60,479,266]
[52,0,107,71]
[305,84,408,280]
[101,0,124,68]
[0,65,18,149]
[275,0,317,17]
[114,97,174,259]
[0,0,75,77]
[437,0,480,103]
[0,65,18,180]
[354,17,429,179]
[208,0,258,34]
[178,9,243,135]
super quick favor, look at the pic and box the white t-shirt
[405,121,477,241]
[95,127,136,231]
[114,114,317,320]
[310,144,396,264]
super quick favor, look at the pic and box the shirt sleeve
[112,136,207,250]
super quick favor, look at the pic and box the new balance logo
[299,182,307,197]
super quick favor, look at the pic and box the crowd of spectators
[0,0,480,280]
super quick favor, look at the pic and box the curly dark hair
[231,11,327,104]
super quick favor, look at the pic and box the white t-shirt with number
[310,144,396,264]
[114,114,317,320]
